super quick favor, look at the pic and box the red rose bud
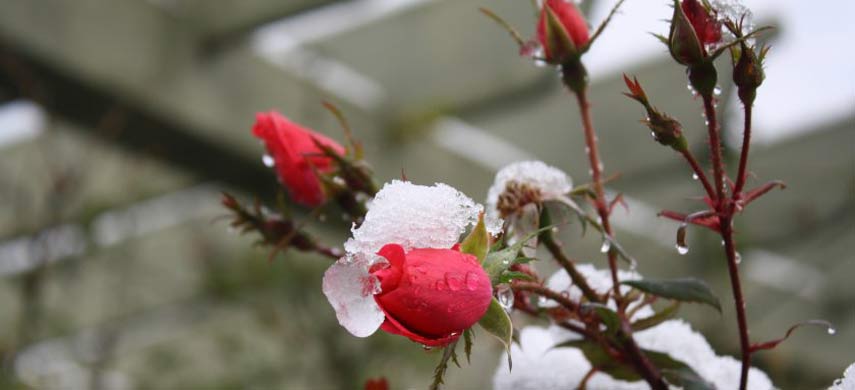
[252,111,345,207]
[668,0,721,66]
[370,244,493,347]
[537,0,590,63]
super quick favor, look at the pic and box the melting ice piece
[486,160,573,216]
[321,254,385,337]
[344,180,501,257]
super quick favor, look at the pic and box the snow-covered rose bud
[537,0,590,63]
[252,111,345,207]
[370,244,493,347]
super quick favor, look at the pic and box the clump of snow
[495,319,774,390]
[321,253,385,337]
[345,180,500,257]
[495,263,774,389]
[830,362,855,390]
[486,161,573,214]
[324,180,501,338]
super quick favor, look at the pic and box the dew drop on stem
[676,243,689,255]
[676,223,689,255]
[600,239,612,254]
[828,327,837,335]
[734,251,742,264]
[692,173,699,180]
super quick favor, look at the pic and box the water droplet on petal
[445,273,463,291]
[262,154,275,167]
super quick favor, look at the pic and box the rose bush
[252,111,345,206]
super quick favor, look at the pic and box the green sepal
[478,297,513,370]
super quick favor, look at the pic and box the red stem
[703,95,727,205]
[575,89,621,296]
[721,218,751,390]
[703,93,752,390]
[679,149,716,200]
[733,104,753,196]
[574,88,667,390]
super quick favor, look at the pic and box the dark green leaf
[479,297,513,370]
[553,339,640,381]
[461,212,490,264]
[622,278,721,313]
[644,350,714,390]
[632,301,681,331]
[583,304,621,337]
[498,271,535,284]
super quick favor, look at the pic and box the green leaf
[555,340,713,388]
[463,328,474,364]
[478,298,513,370]
[461,212,490,264]
[622,278,721,313]
[430,341,458,390]
[498,271,534,284]
[631,301,681,331]
[482,225,553,285]
[583,304,621,337]
[553,339,640,381]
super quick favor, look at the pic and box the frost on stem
[323,180,501,338]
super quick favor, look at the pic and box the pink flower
[252,111,345,207]
[536,0,590,62]
[369,244,493,346]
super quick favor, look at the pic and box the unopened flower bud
[668,0,722,67]
[732,43,767,105]
[536,0,590,63]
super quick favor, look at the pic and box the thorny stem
[512,281,579,312]
[733,104,753,196]
[573,88,667,390]
[679,148,716,200]
[702,95,727,204]
[703,94,752,390]
[722,218,751,390]
[574,89,621,298]
[541,232,602,303]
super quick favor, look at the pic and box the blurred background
[0,0,852,388]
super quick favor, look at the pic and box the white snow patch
[486,161,573,213]
[321,254,385,337]
[830,362,855,390]
[345,180,500,257]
